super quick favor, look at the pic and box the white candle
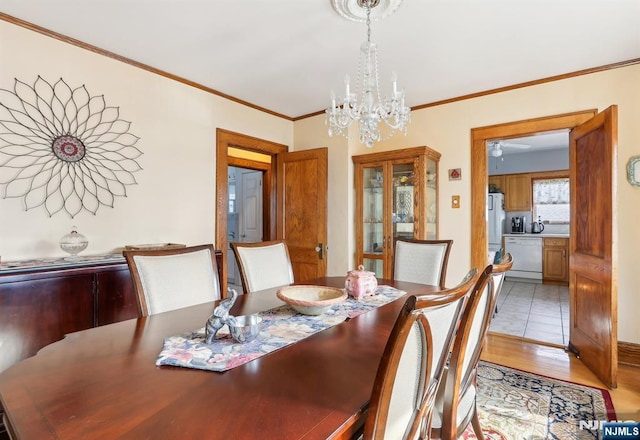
[391,71,398,96]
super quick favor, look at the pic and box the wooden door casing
[568,105,618,388]
[215,129,289,296]
[277,148,328,282]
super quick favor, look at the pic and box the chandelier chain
[366,1,371,44]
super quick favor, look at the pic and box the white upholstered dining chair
[430,263,497,440]
[123,244,221,317]
[231,240,294,293]
[393,239,453,288]
[361,269,478,440]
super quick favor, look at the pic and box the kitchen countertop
[503,233,569,238]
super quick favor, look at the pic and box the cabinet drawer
[543,237,568,246]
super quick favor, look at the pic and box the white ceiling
[491,131,569,155]
[2,1,639,119]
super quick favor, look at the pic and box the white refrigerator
[488,193,505,252]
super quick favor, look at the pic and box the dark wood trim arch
[215,129,288,295]
[469,110,597,271]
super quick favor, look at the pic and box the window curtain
[533,178,569,204]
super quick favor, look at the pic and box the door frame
[469,109,597,270]
[215,129,288,294]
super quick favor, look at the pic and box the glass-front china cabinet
[353,146,440,278]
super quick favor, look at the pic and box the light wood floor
[481,334,640,420]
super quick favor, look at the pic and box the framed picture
[448,168,462,180]
[627,155,640,187]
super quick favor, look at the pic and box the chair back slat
[362,269,478,440]
[124,244,220,317]
[491,252,513,306]
[434,255,515,439]
[393,239,453,288]
[231,240,294,293]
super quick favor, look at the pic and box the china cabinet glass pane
[426,158,437,239]
[363,166,384,254]
[363,258,383,278]
[392,162,415,240]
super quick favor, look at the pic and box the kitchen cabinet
[488,175,505,193]
[353,146,440,278]
[504,174,531,211]
[543,237,569,284]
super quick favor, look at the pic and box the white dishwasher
[504,236,543,280]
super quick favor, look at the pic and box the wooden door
[568,105,617,388]
[277,148,328,282]
[240,170,263,243]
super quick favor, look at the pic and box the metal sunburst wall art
[0,76,142,218]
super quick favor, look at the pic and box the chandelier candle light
[326,0,410,148]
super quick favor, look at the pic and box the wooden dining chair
[392,239,453,288]
[231,240,294,293]
[361,269,479,440]
[491,252,513,316]
[430,264,496,440]
[123,244,221,317]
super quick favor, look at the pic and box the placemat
[156,285,406,372]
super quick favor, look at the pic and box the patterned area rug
[464,361,616,440]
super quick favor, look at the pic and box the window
[533,177,570,223]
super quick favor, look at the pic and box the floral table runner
[156,285,406,372]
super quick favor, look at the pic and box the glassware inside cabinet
[362,258,383,278]
[363,167,384,255]
[392,162,415,240]
[426,158,438,239]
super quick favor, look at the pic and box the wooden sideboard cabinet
[0,261,138,373]
[0,251,223,374]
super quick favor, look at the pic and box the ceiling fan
[487,141,531,157]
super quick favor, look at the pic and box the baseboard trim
[618,341,640,367]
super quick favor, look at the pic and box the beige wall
[294,65,640,344]
[2,19,638,344]
[0,21,292,259]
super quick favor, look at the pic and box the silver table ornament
[205,288,238,344]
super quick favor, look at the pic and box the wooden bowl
[276,285,347,315]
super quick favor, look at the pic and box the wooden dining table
[0,277,440,440]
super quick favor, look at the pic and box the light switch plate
[451,195,460,208]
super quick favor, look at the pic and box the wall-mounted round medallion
[0,76,143,218]
[52,136,86,162]
[331,0,403,22]
[627,155,640,187]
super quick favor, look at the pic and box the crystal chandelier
[326,0,410,148]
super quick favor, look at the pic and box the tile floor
[489,279,569,346]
